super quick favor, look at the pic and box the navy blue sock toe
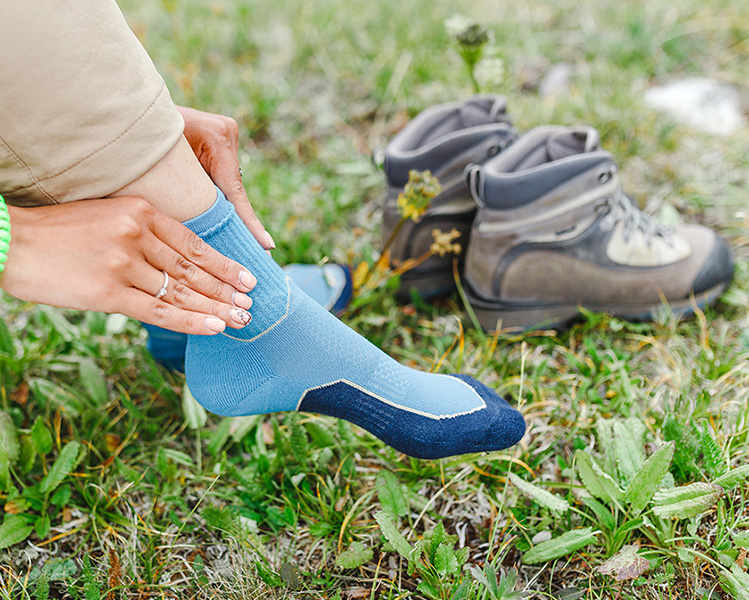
[448,374,527,449]
[298,375,525,459]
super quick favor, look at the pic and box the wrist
[0,195,12,278]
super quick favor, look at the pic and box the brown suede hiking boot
[463,126,734,331]
[380,96,517,300]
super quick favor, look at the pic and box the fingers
[149,211,257,293]
[208,143,275,250]
[118,288,230,335]
[132,264,252,330]
[224,181,275,251]
[147,240,253,311]
[178,106,274,250]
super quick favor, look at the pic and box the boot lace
[596,189,673,247]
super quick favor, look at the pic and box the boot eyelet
[597,170,611,183]
[600,215,615,232]
[488,144,500,156]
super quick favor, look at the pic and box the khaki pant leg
[0,0,184,207]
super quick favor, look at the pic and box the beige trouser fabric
[0,0,184,207]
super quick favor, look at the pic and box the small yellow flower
[396,169,442,222]
[352,261,370,290]
[430,228,463,257]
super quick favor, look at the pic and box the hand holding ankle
[1,198,257,335]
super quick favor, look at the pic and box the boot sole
[467,282,730,332]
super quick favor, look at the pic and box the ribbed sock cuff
[182,187,232,234]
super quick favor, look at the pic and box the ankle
[109,136,217,221]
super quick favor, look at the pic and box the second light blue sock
[183,189,525,458]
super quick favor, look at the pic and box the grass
[1,0,748,597]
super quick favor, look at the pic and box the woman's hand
[1,197,256,335]
[178,106,275,250]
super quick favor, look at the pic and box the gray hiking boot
[381,96,517,299]
[464,126,734,331]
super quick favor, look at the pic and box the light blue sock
[183,189,525,458]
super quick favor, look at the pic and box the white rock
[644,77,746,136]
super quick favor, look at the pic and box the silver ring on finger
[155,270,169,299]
[238,166,243,177]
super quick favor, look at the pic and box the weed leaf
[468,563,498,597]
[428,521,450,555]
[509,472,570,516]
[0,411,20,463]
[81,555,102,600]
[449,579,470,600]
[40,441,82,495]
[35,563,50,600]
[78,359,108,406]
[720,564,749,600]
[206,418,233,456]
[31,417,53,456]
[434,543,459,576]
[50,485,72,507]
[624,441,674,515]
[652,482,724,519]
[613,418,645,485]
[697,423,726,478]
[496,568,524,599]
[335,541,373,569]
[289,418,310,465]
[595,544,649,581]
[35,513,50,539]
[182,384,207,430]
[712,465,749,491]
[29,378,83,417]
[596,419,616,475]
[417,581,440,599]
[0,447,9,492]
[374,510,412,560]
[581,496,615,531]
[576,450,623,503]
[0,318,15,357]
[0,514,33,549]
[523,528,598,564]
[376,470,408,519]
[230,415,260,442]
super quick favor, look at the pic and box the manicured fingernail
[239,270,257,290]
[230,308,252,326]
[232,290,253,310]
[206,316,226,333]
[264,231,276,250]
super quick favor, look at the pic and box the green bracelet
[0,194,11,275]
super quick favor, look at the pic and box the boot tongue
[457,95,510,128]
[546,127,600,161]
